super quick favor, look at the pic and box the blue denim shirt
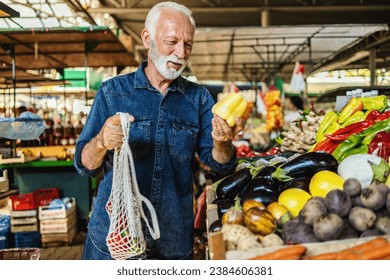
[74,61,236,259]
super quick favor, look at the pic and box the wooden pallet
[41,225,77,248]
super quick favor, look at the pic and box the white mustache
[166,55,186,65]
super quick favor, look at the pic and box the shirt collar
[134,60,185,94]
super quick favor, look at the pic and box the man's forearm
[81,134,107,170]
[212,140,235,164]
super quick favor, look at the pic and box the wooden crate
[0,170,9,193]
[10,209,39,233]
[205,185,390,260]
[40,211,77,234]
[38,197,76,220]
[41,225,77,247]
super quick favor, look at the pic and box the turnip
[348,207,376,232]
[325,189,352,217]
[360,228,385,238]
[281,218,319,244]
[352,195,363,207]
[299,197,327,226]
[339,220,359,240]
[360,184,387,211]
[375,217,390,234]
[338,154,390,188]
[343,178,362,197]
[313,213,344,241]
[387,193,390,216]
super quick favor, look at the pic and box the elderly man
[75,1,244,260]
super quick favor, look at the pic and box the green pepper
[316,111,339,142]
[360,117,390,145]
[332,134,362,162]
[338,98,364,125]
[338,144,368,162]
[361,95,388,112]
[341,110,366,127]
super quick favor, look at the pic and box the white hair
[145,1,196,40]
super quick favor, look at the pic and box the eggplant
[255,165,276,183]
[209,219,222,233]
[278,177,311,195]
[240,188,278,206]
[216,168,252,199]
[212,198,235,219]
[240,177,271,197]
[204,171,228,183]
[272,152,338,182]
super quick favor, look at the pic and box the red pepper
[325,119,375,142]
[375,111,390,122]
[368,131,390,161]
[313,138,339,154]
[366,110,381,122]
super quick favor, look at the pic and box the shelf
[0,159,74,169]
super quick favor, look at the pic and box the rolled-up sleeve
[74,85,110,178]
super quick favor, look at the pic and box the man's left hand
[211,115,245,142]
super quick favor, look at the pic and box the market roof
[0,27,137,70]
[190,24,388,82]
[84,0,390,83]
[0,67,69,89]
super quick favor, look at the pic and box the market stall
[203,92,390,260]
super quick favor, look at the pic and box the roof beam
[87,5,390,14]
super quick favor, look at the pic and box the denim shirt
[74,61,236,259]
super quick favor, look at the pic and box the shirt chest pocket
[129,118,151,159]
[170,121,199,162]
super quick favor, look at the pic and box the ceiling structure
[1,0,390,85]
[81,0,390,84]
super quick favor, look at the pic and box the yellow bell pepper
[316,111,339,142]
[361,95,388,112]
[212,93,247,127]
[341,110,366,127]
[338,98,364,125]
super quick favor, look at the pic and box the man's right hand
[96,114,135,150]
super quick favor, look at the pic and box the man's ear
[141,29,151,49]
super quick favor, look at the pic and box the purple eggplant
[272,152,338,182]
[216,167,252,199]
[277,177,311,195]
[240,188,278,206]
[212,198,235,218]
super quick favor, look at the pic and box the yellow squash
[309,170,344,197]
[212,93,247,127]
[243,208,277,236]
[278,188,312,218]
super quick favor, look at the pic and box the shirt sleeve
[74,84,111,178]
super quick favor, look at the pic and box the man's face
[149,9,195,80]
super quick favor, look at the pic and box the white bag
[106,113,160,260]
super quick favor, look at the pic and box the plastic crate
[9,193,35,211]
[0,248,40,260]
[34,188,59,207]
[14,231,41,248]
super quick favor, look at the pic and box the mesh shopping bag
[106,113,160,260]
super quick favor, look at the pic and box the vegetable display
[207,94,390,259]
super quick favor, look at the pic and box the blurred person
[74,2,244,260]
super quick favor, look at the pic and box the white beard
[149,40,187,80]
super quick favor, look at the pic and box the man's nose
[174,42,186,60]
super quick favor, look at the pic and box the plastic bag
[0,112,45,140]
[106,113,160,260]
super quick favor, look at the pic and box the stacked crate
[0,215,10,249]
[39,197,77,247]
[8,188,59,248]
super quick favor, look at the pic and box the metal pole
[369,48,376,86]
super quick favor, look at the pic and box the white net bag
[106,112,160,260]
